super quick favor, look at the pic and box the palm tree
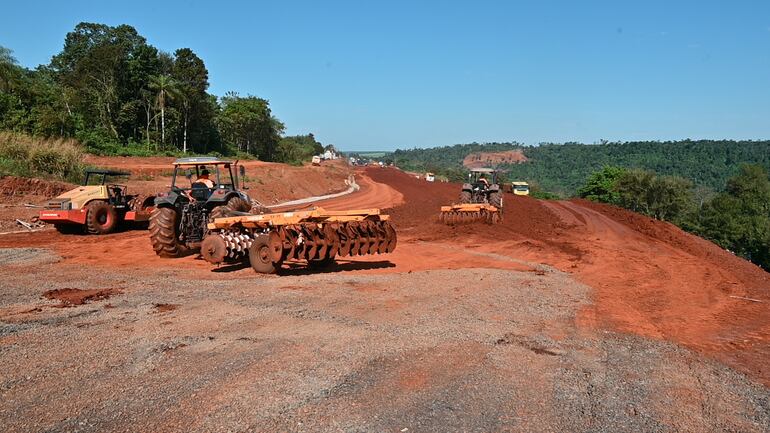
[148,74,181,147]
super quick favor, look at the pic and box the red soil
[2,163,769,386]
[0,176,74,204]
[43,288,122,307]
[462,149,527,169]
[364,167,770,385]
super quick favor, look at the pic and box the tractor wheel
[85,201,119,235]
[149,207,187,258]
[459,190,472,204]
[226,197,252,213]
[208,205,229,222]
[489,191,503,210]
[249,234,279,274]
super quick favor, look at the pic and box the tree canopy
[0,22,320,163]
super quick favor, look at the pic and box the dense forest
[392,140,770,195]
[0,22,326,163]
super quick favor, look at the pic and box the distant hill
[463,149,527,169]
[391,140,770,195]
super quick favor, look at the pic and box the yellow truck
[511,181,530,196]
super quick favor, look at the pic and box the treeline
[0,22,327,163]
[579,165,770,270]
[390,140,770,195]
[393,142,521,177]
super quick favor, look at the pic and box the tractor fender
[461,183,472,191]
[154,191,181,207]
[488,184,500,192]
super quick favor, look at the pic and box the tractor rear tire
[85,201,119,235]
[149,207,187,258]
[459,191,472,204]
[226,197,252,213]
[209,205,229,222]
[489,191,503,210]
[249,234,279,274]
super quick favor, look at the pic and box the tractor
[439,168,504,224]
[39,169,155,234]
[149,157,257,257]
[460,168,503,208]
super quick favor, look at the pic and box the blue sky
[1,1,769,150]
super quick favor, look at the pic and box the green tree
[172,48,213,153]
[577,166,626,204]
[149,74,181,148]
[615,169,693,221]
[217,93,284,159]
[276,134,323,165]
[0,46,19,91]
[699,165,770,268]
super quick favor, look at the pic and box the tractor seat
[190,183,212,201]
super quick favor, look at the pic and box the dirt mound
[574,198,770,290]
[43,288,122,307]
[462,149,527,169]
[364,167,581,258]
[0,176,74,204]
[366,166,770,386]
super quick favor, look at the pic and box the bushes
[0,132,85,182]
[579,163,770,270]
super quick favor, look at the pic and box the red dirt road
[364,167,770,386]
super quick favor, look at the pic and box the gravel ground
[0,249,768,432]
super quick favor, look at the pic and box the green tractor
[149,157,257,257]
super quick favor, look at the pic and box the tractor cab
[83,169,131,206]
[468,168,499,192]
[168,157,246,204]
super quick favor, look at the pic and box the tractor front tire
[149,207,187,257]
[249,234,280,274]
[459,191,472,204]
[85,201,119,235]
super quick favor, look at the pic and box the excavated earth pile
[366,167,770,387]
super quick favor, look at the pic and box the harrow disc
[201,234,228,264]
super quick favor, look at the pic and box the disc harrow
[438,203,502,225]
[200,207,397,273]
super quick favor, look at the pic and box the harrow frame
[201,207,397,273]
[438,203,501,224]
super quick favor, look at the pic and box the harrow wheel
[249,234,280,274]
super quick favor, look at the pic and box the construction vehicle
[39,169,155,234]
[438,167,503,224]
[149,157,255,257]
[201,207,397,274]
[511,181,530,196]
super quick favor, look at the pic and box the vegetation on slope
[390,140,770,195]
[0,23,328,164]
[579,164,770,270]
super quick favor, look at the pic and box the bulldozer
[39,169,155,234]
[149,157,260,257]
[439,167,503,224]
